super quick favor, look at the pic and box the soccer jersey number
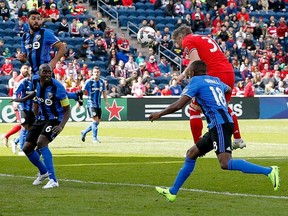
[209,86,226,106]
[201,36,221,53]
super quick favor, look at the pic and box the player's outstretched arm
[10,91,36,103]
[149,95,191,121]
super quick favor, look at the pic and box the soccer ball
[137,27,156,47]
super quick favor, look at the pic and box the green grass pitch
[0,120,287,216]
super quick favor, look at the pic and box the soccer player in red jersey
[173,25,245,149]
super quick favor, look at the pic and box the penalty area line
[0,173,287,200]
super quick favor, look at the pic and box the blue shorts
[196,123,234,156]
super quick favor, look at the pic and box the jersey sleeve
[83,79,90,92]
[182,35,196,55]
[44,29,60,47]
[182,77,198,98]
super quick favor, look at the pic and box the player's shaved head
[188,60,207,77]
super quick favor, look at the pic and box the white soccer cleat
[17,151,26,156]
[93,139,101,143]
[232,139,246,150]
[2,135,8,147]
[43,179,59,189]
[10,140,17,154]
[32,172,49,185]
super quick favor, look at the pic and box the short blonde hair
[172,25,192,40]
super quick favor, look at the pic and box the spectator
[124,54,139,77]
[164,0,176,17]
[146,55,162,77]
[274,80,287,94]
[174,0,184,17]
[108,48,119,65]
[57,0,70,15]
[57,17,70,38]
[232,81,245,96]
[117,33,130,54]
[267,21,277,38]
[148,19,157,31]
[137,62,147,77]
[243,33,256,51]
[274,0,286,13]
[131,76,145,98]
[106,32,117,50]
[241,64,252,80]
[94,38,107,61]
[183,14,192,26]
[54,61,66,80]
[191,13,205,32]
[203,13,212,30]
[0,0,10,21]
[95,11,107,32]
[236,7,249,22]
[151,85,161,96]
[244,74,255,97]
[191,7,204,20]
[227,2,237,15]
[79,20,91,38]
[158,56,171,77]
[114,60,128,78]
[144,81,154,95]
[135,52,145,65]
[38,4,50,20]
[70,18,80,37]
[75,41,89,60]
[107,58,117,77]
[117,78,131,96]
[142,70,155,84]
[160,35,173,54]
[13,18,29,37]
[65,61,77,80]
[169,79,182,96]
[265,81,276,95]
[18,3,28,18]
[1,58,13,76]
[216,24,229,42]
[47,3,60,23]
[126,70,139,87]
[161,84,172,96]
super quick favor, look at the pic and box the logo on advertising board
[144,104,182,118]
[105,100,124,121]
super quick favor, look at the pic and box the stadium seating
[0,84,8,95]
[0,75,11,85]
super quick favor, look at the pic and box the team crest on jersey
[33,41,40,49]
[45,92,53,106]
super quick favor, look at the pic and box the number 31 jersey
[182,75,233,129]
[182,34,234,74]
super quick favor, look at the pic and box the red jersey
[54,68,66,79]
[1,63,13,75]
[182,34,233,74]
[117,38,130,49]
[244,82,255,97]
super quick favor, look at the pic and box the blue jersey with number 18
[182,75,233,129]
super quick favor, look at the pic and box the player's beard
[30,24,41,33]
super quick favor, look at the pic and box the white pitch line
[0,173,287,200]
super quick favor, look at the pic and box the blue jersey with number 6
[182,75,233,129]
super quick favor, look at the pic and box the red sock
[228,107,241,139]
[5,124,21,139]
[189,109,203,144]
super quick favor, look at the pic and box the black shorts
[26,120,61,145]
[87,107,102,119]
[196,123,234,156]
[20,110,35,126]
